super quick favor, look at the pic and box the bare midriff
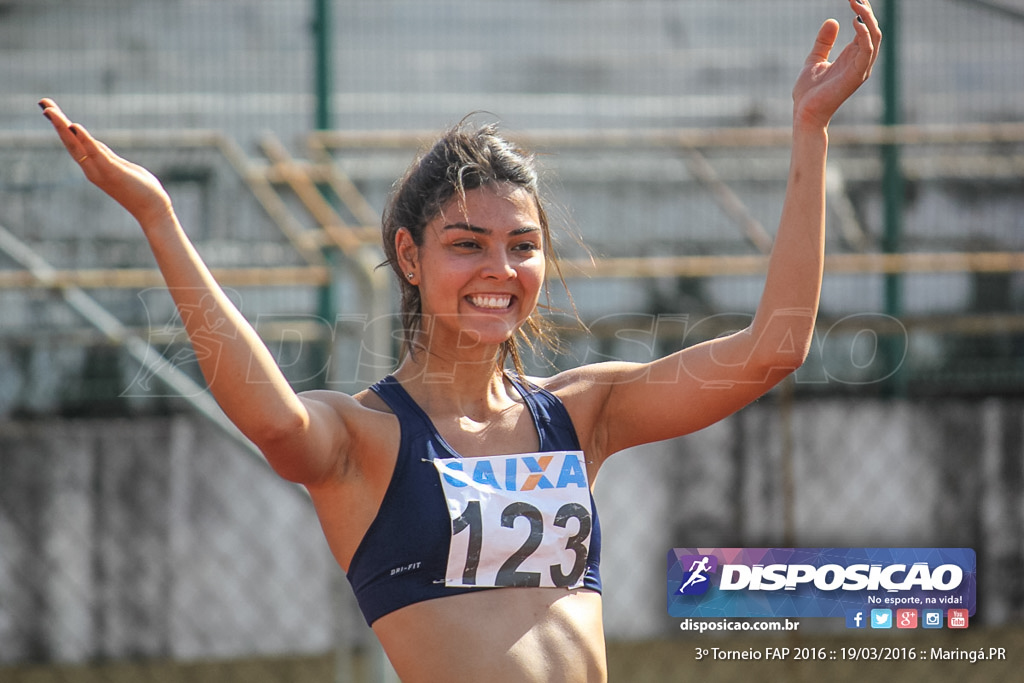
[372,586,606,683]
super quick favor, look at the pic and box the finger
[806,18,840,65]
[38,99,87,161]
[66,121,106,159]
[39,99,108,169]
[38,98,75,134]
[847,2,880,76]
[850,0,882,59]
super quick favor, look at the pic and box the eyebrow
[442,222,541,236]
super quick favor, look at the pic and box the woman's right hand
[39,98,175,228]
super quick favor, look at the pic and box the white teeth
[468,294,512,309]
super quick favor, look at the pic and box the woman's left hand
[792,0,882,130]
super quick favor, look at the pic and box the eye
[452,240,481,250]
[512,241,540,253]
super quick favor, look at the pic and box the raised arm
[561,1,881,463]
[39,99,349,484]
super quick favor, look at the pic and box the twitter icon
[870,609,892,629]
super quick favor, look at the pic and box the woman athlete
[41,2,879,680]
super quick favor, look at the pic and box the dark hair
[381,118,568,376]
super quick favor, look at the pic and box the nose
[481,248,517,280]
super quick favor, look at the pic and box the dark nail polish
[857,15,865,23]
[42,111,52,122]
[38,101,47,111]
[69,125,79,136]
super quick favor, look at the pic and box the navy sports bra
[345,374,602,625]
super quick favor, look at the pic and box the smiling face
[397,182,546,356]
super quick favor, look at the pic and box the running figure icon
[678,556,713,594]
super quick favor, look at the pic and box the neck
[392,341,517,421]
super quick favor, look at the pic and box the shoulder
[286,386,399,482]
[528,362,642,463]
[299,385,397,437]
[531,360,642,403]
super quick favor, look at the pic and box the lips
[466,294,513,310]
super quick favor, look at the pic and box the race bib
[433,451,593,589]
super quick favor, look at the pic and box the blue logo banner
[667,548,976,618]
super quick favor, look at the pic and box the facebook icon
[845,609,867,629]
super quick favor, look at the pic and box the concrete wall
[0,415,338,664]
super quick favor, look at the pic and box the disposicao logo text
[667,548,976,619]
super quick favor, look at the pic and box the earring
[407,272,415,280]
